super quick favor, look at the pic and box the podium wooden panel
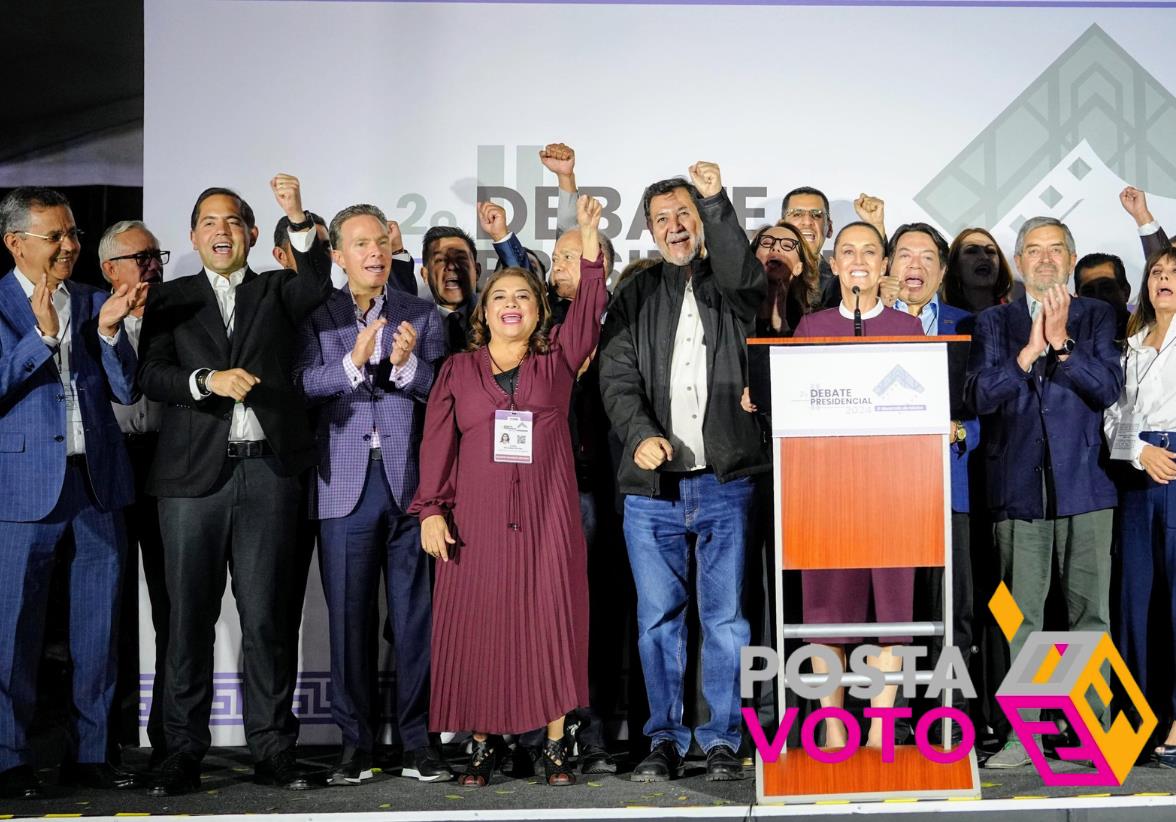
[779,435,944,569]
[751,336,980,804]
[761,747,977,802]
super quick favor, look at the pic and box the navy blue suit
[0,270,137,770]
[965,294,1122,733]
[965,296,1122,521]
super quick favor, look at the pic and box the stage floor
[3,746,1176,820]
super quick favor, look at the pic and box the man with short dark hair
[1074,252,1131,341]
[965,215,1122,769]
[138,174,331,795]
[888,222,977,736]
[0,188,145,798]
[601,162,766,783]
[419,225,481,353]
[781,186,839,306]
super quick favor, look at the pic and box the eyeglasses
[15,227,84,244]
[783,208,826,221]
[108,249,171,267]
[757,235,801,253]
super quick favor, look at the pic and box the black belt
[1141,431,1176,448]
[124,431,159,445]
[226,440,272,459]
[369,448,382,462]
[66,454,86,468]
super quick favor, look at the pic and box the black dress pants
[158,454,301,762]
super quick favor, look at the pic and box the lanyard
[1128,333,1176,409]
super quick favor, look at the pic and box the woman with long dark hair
[750,220,821,336]
[942,227,1014,312]
[1104,245,1176,767]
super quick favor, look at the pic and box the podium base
[759,744,980,804]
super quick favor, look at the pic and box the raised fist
[270,173,305,221]
[577,195,602,231]
[387,219,404,254]
[477,201,510,243]
[854,193,886,233]
[1120,186,1154,227]
[688,161,722,199]
[578,195,603,264]
[539,143,576,177]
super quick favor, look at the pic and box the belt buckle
[1160,432,1170,450]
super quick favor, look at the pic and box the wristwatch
[1051,337,1076,356]
[286,211,317,232]
[195,368,213,396]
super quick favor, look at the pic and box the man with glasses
[0,188,145,798]
[97,221,170,769]
[780,186,838,307]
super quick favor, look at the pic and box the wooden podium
[749,335,980,804]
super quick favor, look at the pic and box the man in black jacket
[600,162,767,783]
[137,175,332,795]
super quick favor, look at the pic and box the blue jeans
[624,472,753,755]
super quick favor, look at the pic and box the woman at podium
[792,221,922,748]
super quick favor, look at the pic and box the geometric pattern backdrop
[139,673,399,726]
[917,24,1176,234]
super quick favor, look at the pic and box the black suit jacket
[137,244,332,497]
[1143,224,1170,259]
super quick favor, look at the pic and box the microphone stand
[852,286,863,337]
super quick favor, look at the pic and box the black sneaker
[254,747,316,790]
[327,747,373,786]
[705,745,745,781]
[631,740,681,782]
[402,745,453,782]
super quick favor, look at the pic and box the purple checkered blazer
[295,284,446,519]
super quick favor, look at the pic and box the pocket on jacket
[0,432,25,452]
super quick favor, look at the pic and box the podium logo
[873,365,924,396]
[872,364,927,413]
[989,582,1156,786]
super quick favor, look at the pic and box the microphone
[852,285,863,337]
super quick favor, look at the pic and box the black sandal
[542,737,576,786]
[459,737,498,787]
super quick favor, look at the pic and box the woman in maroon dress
[793,222,922,749]
[411,197,606,786]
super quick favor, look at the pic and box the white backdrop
[142,0,1176,744]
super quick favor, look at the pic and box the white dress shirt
[188,227,315,442]
[1104,320,1176,470]
[15,269,120,456]
[187,267,265,441]
[666,279,708,471]
[340,287,417,450]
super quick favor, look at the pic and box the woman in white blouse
[1104,246,1176,767]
